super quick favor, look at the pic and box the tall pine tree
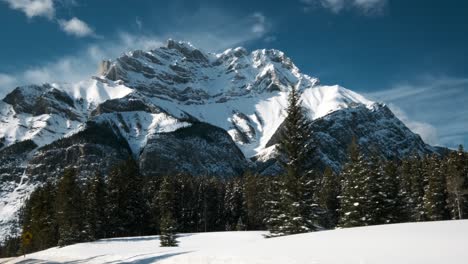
[106,159,147,237]
[317,167,340,228]
[446,145,468,219]
[423,155,449,221]
[268,85,319,236]
[159,177,178,247]
[338,138,369,228]
[83,172,107,241]
[56,168,83,247]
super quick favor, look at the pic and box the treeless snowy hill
[3,220,467,264]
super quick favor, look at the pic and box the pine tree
[338,139,369,228]
[382,160,405,223]
[224,177,245,231]
[269,85,319,236]
[403,155,427,222]
[317,167,340,228]
[364,154,387,225]
[159,177,178,247]
[243,171,267,230]
[106,159,147,237]
[20,183,58,252]
[423,155,449,221]
[83,172,107,241]
[446,145,468,219]
[264,176,284,236]
[56,168,83,247]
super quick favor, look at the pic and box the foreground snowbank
[3,220,467,264]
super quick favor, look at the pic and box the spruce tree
[405,155,427,222]
[270,85,319,236]
[317,167,340,228]
[106,159,147,237]
[224,177,245,231]
[21,183,58,251]
[159,177,178,247]
[364,154,386,225]
[423,155,450,221]
[244,171,267,230]
[338,139,369,228]
[83,172,107,241]
[446,145,468,219]
[56,168,83,247]
[382,160,405,223]
[264,176,285,236]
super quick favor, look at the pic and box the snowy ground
[2,220,467,264]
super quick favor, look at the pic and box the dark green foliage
[20,182,59,252]
[159,177,178,247]
[423,155,450,221]
[12,143,468,254]
[243,172,267,230]
[106,158,147,237]
[0,236,21,258]
[266,85,320,236]
[317,167,340,228]
[224,177,245,231]
[381,160,405,223]
[56,168,83,247]
[83,172,107,240]
[338,140,369,228]
[446,145,468,219]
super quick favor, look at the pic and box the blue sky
[0,0,467,148]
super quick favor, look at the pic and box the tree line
[1,86,467,256]
[2,144,466,257]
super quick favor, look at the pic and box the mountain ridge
[0,39,438,237]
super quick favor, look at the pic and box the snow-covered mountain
[0,39,436,237]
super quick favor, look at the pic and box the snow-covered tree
[267,85,319,236]
[83,172,107,241]
[317,167,340,228]
[423,155,449,221]
[56,168,83,247]
[446,145,468,219]
[159,177,178,247]
[338,139,369,228]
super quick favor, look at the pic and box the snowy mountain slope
[0,80,133,150]
[4,220,468,264]
[0,39,438,238]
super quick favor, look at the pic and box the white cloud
[59,17,94,37]
[0,74,16,94]
[3,0,95,38]
[367,76,468,148]
[2,0,54,19]
[301,0,387,14]
[387,103,439,146]
[251,12,267,35]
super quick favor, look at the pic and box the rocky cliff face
[0,40,438,237]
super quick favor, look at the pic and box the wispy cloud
[59,17,94,37]
[0,9,271,98]
[1,0,54,19]
[367,76,468,148]
[135,17,142,30]
[301,0,387,15]
[158,8,272,52]
[251,12,267,35]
